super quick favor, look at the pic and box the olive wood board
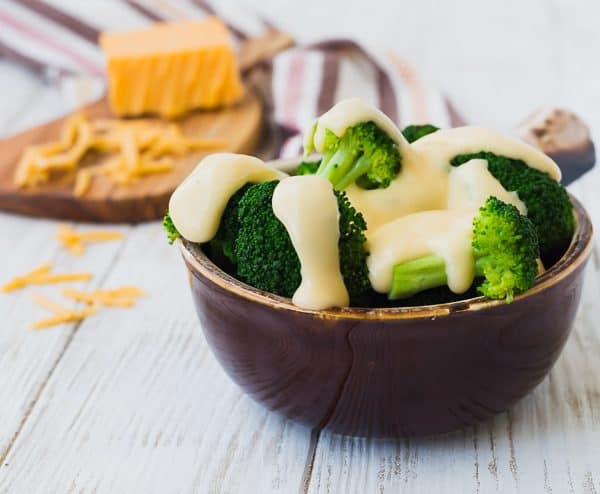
[0,30,294,223]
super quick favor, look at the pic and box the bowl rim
[180,193,593,321]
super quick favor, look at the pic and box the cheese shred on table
[57,224,124,256]
[62,287,144,308]
[14,113,226,196]
[1,263,92,293]
[29,287,144,329]
[30,292,97,330]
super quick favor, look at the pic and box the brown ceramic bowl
[179,194,593,438]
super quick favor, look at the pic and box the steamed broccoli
[402,124,439,143]
[389,197,539,302]
[233,181,301,297]
[163,212,180,244]
[308,122,401,190]
[232,180,372,305]
[295,160,321,175]
[209,184,252,268]
[451,152,574,264]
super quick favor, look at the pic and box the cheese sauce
[344,152,449,230]
[367,210,476,294]
[412,126,561,181]
[272,175,349,309]
[169,153,285,243]
[447,159,527,214]
[344,125,560,231]
[307,100,559,233]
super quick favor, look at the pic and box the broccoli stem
[316,139,360,189]
[335,154,372,190]
[389,255,486,299]
[389,255,447,299]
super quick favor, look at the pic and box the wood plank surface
[0,224,314,494]
[0,0,599,492]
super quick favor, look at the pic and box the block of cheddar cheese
[100,18,244,118]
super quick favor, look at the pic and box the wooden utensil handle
[239,30,295,73]
[513,107,595,185]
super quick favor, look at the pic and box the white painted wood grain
[0,224,314,494]
[0,214,131,474]
[0,60,131,469]
[0,210,129,459]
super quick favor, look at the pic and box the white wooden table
[0,1,599,492]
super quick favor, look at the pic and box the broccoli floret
[295,160,321,175]
[451,151,574,265]
[234,181,301,297]
[402,124,439,143]
[389,197,539,302]
[232,180,371,305]
[471,196,539,300]
[335,190,372,306]
[309,121,401,190]
[163,212,181,244]
[209,184,252,268]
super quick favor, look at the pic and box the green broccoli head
[231,180,372,305]
[472,197,539,302]
[389,197,539,302]
[234,181,301,298]
[451,152,574,265]
[401,124,439,143]
[163,212,181,244]
[335,189,372,306]
[312,121,401,190]
[209,184,252,268]
[295,160,321,176]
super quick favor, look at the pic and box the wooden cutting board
[0,30,294,223]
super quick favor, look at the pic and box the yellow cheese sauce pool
[169,99,561,309]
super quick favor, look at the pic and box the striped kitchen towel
[0,0,458,158]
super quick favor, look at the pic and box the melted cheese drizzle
[367,210,476,294]
[169,153,285,243]
[309,99,560,231]
[307,97,412,152]
[344,126,560,231]
[447,159,527,214]
[411,126,561,180]
[272,175,349,309]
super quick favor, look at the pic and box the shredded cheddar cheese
[15,113,225,195]
[30,292,97,330]
[57,224,124,256]
[1,263,92,293]
[2,253,144,331]
[63,287,144,308]
[31,292,73,316]
[28,286,144,329]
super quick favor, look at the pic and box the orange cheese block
[100,18,244,118]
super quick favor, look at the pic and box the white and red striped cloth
[0,0,461,157]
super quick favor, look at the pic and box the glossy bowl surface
[180,195,593,437]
